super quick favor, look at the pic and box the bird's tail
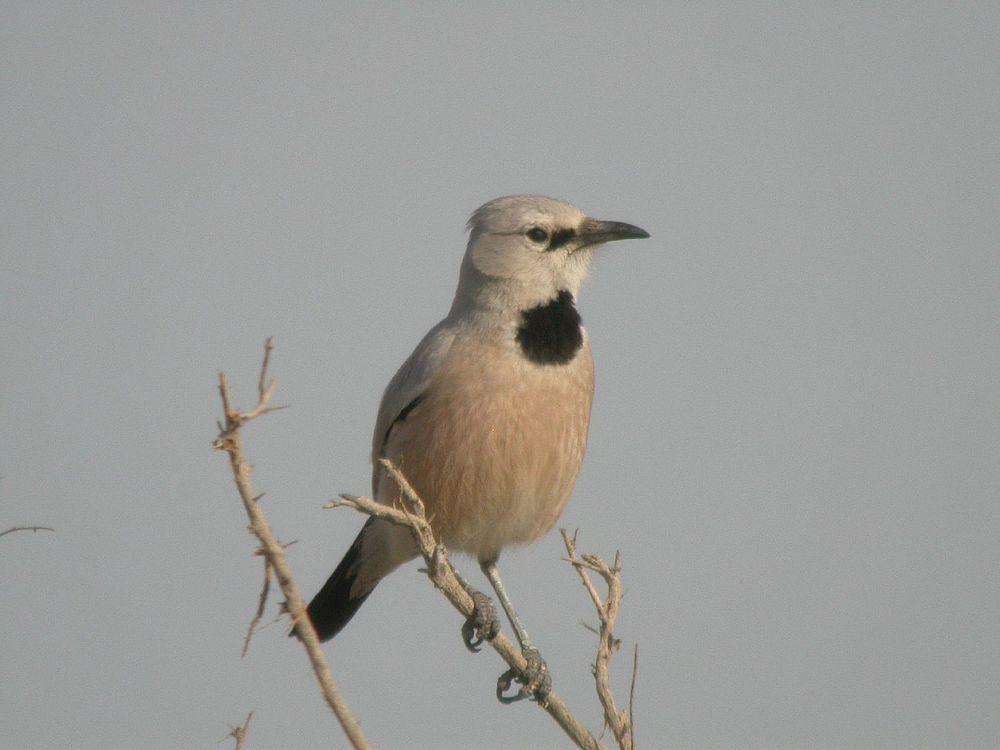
[298,517,416,642]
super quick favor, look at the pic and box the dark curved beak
[578,218,651,249]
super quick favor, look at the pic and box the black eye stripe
[547,227,576,250]
[524,226,576,250]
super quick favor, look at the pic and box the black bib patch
[515,290,583,365]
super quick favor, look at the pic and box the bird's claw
[461,591,500,653]
[496,646,551,704]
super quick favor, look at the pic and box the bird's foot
[497,645,552,705]
[461,591,500,653]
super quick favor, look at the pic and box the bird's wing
[370,319,457,494]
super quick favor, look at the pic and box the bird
[302,194,649,701]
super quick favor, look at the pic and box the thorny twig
[561,529,636,750]
[214,339,370,750]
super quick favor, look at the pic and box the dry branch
[328,462,611,750]
[214,339,370,750]
[561,530,635,750]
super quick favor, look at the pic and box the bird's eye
[526,227,549,244]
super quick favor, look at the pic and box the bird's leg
[481,559,552,704]
[453,566,500,652]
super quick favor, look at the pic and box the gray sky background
[3,3,998,749]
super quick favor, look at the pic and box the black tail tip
[294,551,375,641]
[293,518,380,642]
[292,587,371,642]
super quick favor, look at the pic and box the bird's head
[455,195,649,313]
